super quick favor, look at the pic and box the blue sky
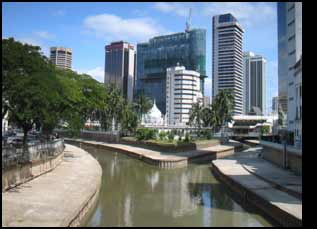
[3,2,278,114]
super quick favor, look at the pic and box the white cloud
[83,13,170,42]
[34,31,56,40]
[77,66,104,83]
[153,2,191,17]
[203,2,275,28]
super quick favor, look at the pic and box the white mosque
[141,99,165,126]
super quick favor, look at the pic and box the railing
[2,139,65,169]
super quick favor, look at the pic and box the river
[80,144,272,227]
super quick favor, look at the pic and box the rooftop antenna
[185,8,192,32]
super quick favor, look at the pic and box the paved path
[212,152,302,226]
[65,138,234,162]
[2,144,102,227]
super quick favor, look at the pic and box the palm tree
[134,91,153,122]
[212,89,234,132]
[188,102,204,133]
[201,106,212,127]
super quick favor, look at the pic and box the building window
[288,34,295,41]
[288,3,295,11]
[289,97,294,101]
[288,50,296,56]
[288,20,295,27]
[299,85,302,98]
[289,81,294,86]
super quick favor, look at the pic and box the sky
[2,2,278,114]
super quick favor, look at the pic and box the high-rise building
[136,28,206,114]
[277,2,289,115]
[104,41,135,102]
[212,13,244,115]
[277,2,302,147]
[166,65,203,126]
[50,47,72,70]
[243,52,266,115]
[272,96,279,113]
[203,96,210,107]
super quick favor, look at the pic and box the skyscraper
[104,41,135,102]
[272,96,279,113]
[277,2,289,115]
[212,13,244,115]
[243,52,266,115]
[277,2,302,147]
[136,28,206,114]
[50,47,72,70]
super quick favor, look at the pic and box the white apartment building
[243,52,266,115]
[50,47,72,70]
[166,65,203,126]
[212,13,244,115]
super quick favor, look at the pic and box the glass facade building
[136,29,206,114]
[277,2,289,115]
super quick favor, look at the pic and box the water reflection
[81,145,272,227]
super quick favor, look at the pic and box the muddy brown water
[79,144,272,227]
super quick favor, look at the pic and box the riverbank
[211,154,302,227]
[2,144,102,227]
[64,138,235,169]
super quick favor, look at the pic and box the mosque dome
[142,100,164,125]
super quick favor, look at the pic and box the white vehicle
[6,136,23,144]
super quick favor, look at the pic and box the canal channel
[78,144,272,227]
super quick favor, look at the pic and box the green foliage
[188,102,204,132]
[260,125,270,135]
[167,131,175,142]
[134,92,153,122]
[135,128,158,141]
[183,132,191,143]
[159,131,167,140]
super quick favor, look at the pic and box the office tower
[203,96,210,107]
[243,52,266,115]
[136,28,206,114]
[292,57,302,148]
[104,41,135,102]
[277,2,302,146]
[272,96,279,113]
[166,65,203,126]
[212,13,244,115]
[50,47,72,70]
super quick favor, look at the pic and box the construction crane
[185,8,192,32]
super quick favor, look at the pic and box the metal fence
[2,139,65,169]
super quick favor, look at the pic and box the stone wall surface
[260,140,302,175]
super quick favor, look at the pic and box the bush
[159,131,167,140]
[167,131,175,142]
[183,132,191,143]
[135,128,158,141]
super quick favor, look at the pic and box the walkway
[2,144,102,227]
[64,138,234,169]
[211,148,302,227]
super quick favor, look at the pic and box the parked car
[9,138,23,147]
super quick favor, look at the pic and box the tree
[188,102,204,134]
[121,101,138,136]
[134,91,153,122]
[212,89,234,132]
[201,106,212,127]
[2,38,59,145]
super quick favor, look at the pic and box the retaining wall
[260,140,302,175]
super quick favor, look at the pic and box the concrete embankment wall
[2,140,65,192]
[56,129,120,143]
[260,140,302,175]
[2,144,102,227]
[211,164,302,227]
[2,151,65,192]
